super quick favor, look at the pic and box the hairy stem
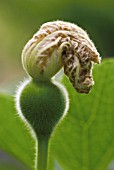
[36,135,49,170]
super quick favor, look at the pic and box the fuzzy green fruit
[17,79,68,138]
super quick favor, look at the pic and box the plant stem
[36,135,49,170]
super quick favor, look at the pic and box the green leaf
[49,59,114,170]
[0,150,29,170]
[0,59,114,170]
[0,94,34,170]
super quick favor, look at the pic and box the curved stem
[36,135,49,170]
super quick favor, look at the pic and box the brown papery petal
[22,21,101,93]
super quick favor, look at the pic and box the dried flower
[22,21,101,93]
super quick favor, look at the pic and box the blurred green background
[0,0,114,93]
[0,0,114,169]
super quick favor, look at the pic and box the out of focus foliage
[0,0,114,58]
[1,59,114,170]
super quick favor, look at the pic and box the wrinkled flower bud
[22,20,101,93]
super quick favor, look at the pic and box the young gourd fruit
[16,20,101,170]
[18,80,67,138]
[16,20,101,139]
